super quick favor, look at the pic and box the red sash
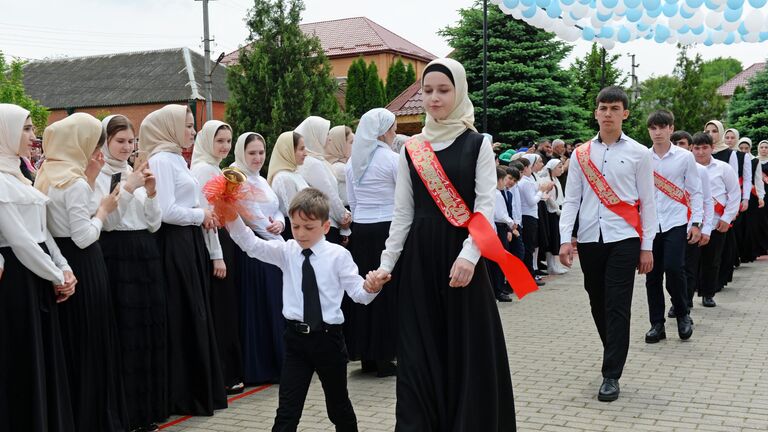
[714,199,725,217]
[576,143,643,239]
[405,138,537,300]
[653,172,691,220]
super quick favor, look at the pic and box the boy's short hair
[596,86,629,110]
[647,110,675,128]
[496,166,507,180]
[518,157,530,168]
[505,166,521,181]
[509,161,523,171]
[288,188,330,222]
[691,132,713,146]
[671,130,693,144]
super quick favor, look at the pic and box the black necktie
[301,249,323,331]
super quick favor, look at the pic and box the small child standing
[226,188,386,432]
[491,166,516,302]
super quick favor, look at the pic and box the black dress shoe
[644,323,666,343]
[702,296,716,307]
[496,293,513,302]
[534,269,548,276]
[375,361,397,378]
[598,378,620,401]
[360,360,377,373]
[667,305,675,318]
[535,279,546,286]
[677,315,693,340]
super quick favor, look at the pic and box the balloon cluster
[492,0,768,49]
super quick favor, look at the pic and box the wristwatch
[691,222,701,228]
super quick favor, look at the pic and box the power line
[0,21,198,39]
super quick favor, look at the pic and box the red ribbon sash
[405,138,537,300]
[653,172,691,220]
[576,144,643,239]
[714,200,725,217]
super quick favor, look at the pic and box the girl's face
[422,71,456,121]
[17,117,35,158]
[107,129,136,162]
[738,143,751,153]
[183,112,196,148]
[244,138,266,173]
[344,131,354,158]
[294,138,307,166]
[553,163,564,177]
[705,123,720,143]
[380,122,398,145]
[725,131,738,147]
[533,159,544,172]
[213,128,232,159]
[759,143,768,157]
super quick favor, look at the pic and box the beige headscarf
[420,58,477,143]
[191,120,231,169]
[738,137,752,151]
[267,131,298,185]
[757,140,768,162]
[138,104,189,157]
[0,103,32,185]
[100,115,133,176]
[724,128,740,150]
[35,113,103,194]
[296,116,330,160]
[325,125,349,165]
[706,120,727,153]
[233,132,265,177]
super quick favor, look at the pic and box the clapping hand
[364,269,391,293]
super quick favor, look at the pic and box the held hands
[699,234,710,247]
[740,200,749,212]
[212,259,227,279]
[637,250,653,274]
[715,220,730,233]
[687,226,702,244]
[54,270,77,303]
[364,269,391,293]
[340,211,352,229]
[449,257,475,288]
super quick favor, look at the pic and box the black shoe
[375,361,397,378]
[702,297,716,307]
[539,262,548,270]
[667,305,675,318]
[598,378,620,401]
[502,284,513,295]
[536,279,546,286]
[677,315,693,340]
[226,382,245,395]
[534,269,548,276]
[496,293,513,302]
[361,360,377,373]
[644,323,666,343]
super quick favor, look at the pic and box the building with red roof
[717,62,766,99]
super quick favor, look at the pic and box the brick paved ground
[163,256,768,431]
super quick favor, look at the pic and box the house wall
[329,53,428,81]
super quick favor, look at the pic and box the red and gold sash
[405,137,537,299]
[653,171,691,220]
[714,199,725,217]
[576,143,642,239]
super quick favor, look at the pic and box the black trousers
[578,238,640,380]
[489,223,510,296]
[699,230,726,298]
[645,225,689,325]
[273,325,357,432]
[683,242,702,308]
[521,215,539,276]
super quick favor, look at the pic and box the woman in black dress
[368,58,516,431]
[0,103,76,432]
[753,140,768,258]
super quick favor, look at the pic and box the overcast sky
[2,0,766,83]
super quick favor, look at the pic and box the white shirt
[380,137,496,273]
[345,146,398,224]
[715,149,752,201]
[506,186,523,228]
[651,143,703,232]
[494,189,514,227]
[0,173,71,284]
[45,178,104,249]
[518,174,542,218]
[701,157,741,225]
[693,164,715,237]
[538,172,564,215]
[241,174,284,241]
[331,162,348,206]
[190,163,224,260]
[150,152,205,226]
[560,133,658,250]
[227,217,377,324]
[752,157,766,200]
[271,170,309,217]
[298,156,350,233]
[92,171,161,232]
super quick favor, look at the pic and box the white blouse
[344,145,398,224]
[150,152,205,226]
[537,173,564,215]
[190,163,224,260]
[379,137,496,273]
[271,170,309,217]
[0,173,71,284]
[241,174,285,241]
[298,156,350,233]
[92,170,161,232]
[331,162,348,206]
[45,178,103,249]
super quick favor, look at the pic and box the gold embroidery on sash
[653,172,686,202]
[577,145,621,205]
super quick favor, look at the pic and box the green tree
[405,62,416,85]
[225,0,343,170]
[671,45,727,133]
[0,52,49,134]
[700,57,742,90]
[728,66,768,140]
[344,57,367,117]
[440,2,590,144]
[385,57,412,102]
[622,75,679,144]
[365,62,386,110]
[569,43,627,131]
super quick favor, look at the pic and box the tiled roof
[222,17,436,66]
[386,81,423,117]
[717,62,766,97]
[23,47,229,109]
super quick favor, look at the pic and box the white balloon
[721,18,740,31]
[640,13,655,26]
[614,3,627,15]
[591,14,604,29]
[571,2,589,18]
[711,30,727,42]
[705,10,724,28]
[602,39,616,50]
[744,10,763,33]
[678,32,696,44]
[687,9,704,27]
[743,32,760,43]
[669,18,686,30]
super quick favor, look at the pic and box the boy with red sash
[690,132,741,308]
[643,111,702,344]
[559,86,657,402]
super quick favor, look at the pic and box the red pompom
[203,175,264,225]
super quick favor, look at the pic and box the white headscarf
[100,115,133,176]
[542,159,562,177]
[419,58,476,143]
[296,116,331,160]
[522,153,541,165]
[191,120,230,169]
[706,120,727,153]
[757,140,768,162]
[0,103,31,185]
[233,132,265,177]
[325,125,349,165]
[724,128,740,150]
[350,108,395,184]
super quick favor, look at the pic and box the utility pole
[600,47,606,89]
[629,54,640,104]
[482,0,488,133]
[196,0,214,122]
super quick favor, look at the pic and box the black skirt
[156,224,227,416]
[237,231,285,384]
[55,238,129,431]
[343,221,397,361]
[100,230,168,428]
[0,245,75,432]
[210,229,243,387]
[546,212,561,255]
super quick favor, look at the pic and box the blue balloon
[597,11,613,21]
[691,25,705,35]
[647,6,663,17]
[637,22,650,31]
[662,2,678,16]
[603,0,620,6]
[536,0,551,8]
[578,0,591,4]
[599,26,615,38]
[654,24,670,43]
[626,7,643,21]
[749,0,767,7]
[547,1,562,18]
[678,24,690,33]
[760,32,768,42]
[624,0,641,6]
[725,32,736,44]
[644,33,653,40]
[726,0,743,8]
[503,0,521,7]
[521,0,536,6]
[560,0,575,4]
[704,37,713,46]
[738,22,748,35]
[582,27,596,41]
[724,7,742,22]
[643,0,661,9]
[679,6,695,18]
[522,4,538,18]
[617,26,632,42]
[686,0,704,6]
[704,0,720,8]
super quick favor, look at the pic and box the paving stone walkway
[163,256,768,431]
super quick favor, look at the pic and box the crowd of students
[3,59,768,432]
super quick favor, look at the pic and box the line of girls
[0,102,400,432]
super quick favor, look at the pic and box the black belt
[287,320,342,335]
